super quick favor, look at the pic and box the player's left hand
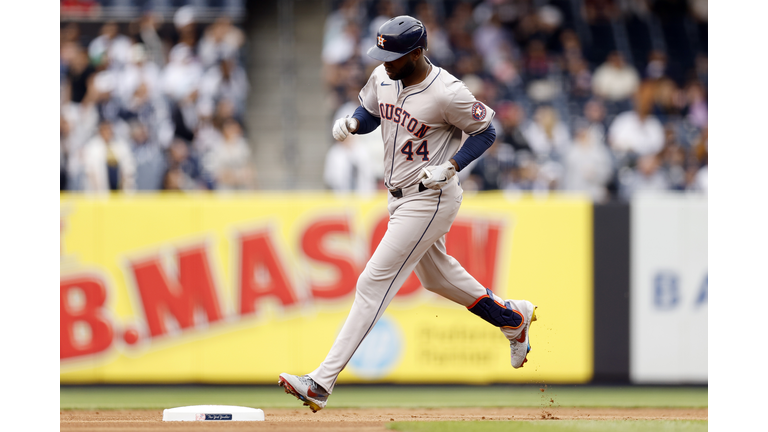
[420,161,457,190]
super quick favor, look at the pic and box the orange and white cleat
[278,373,329,413]
[505,302,537,368]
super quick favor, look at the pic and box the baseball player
[279,16,537,412]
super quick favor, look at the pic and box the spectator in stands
[163,47,202,143]
[508,152,549,192]
[563,121,613,202]
[162,44,203,104]
[165,139,203,190]
[90,53,122,124]
[523,105,570,161]
[162,167,186,191]
[583,98,609,143]
[198,16,245,68]
[559,29,584,65]
[659,135,688,191]
[522,39,551,82]
[607,82,664,158]
[61,115,71,191]
[592,51,640,103]
[462,74,487,105]
[582,0,620,61]
[324,0,364,47]
[122,80,163,144]
[61,81,100,192]
[618,154,670,200]
[473,11,511,72]
[645,50,669,80]
[689,164,707,194]
[535,5,566,53]
[117,43,161,109]
[129,121,166,191]
[60,23,81,87]
[496,101,533,153]
[215,97,240,125]
[467,140,516,191]
[685,80,708,129]
[173,5,197,40]
[512,2,562,51]
[192,100,222,161]
[695,55,708,89]
[88,21,132,69]
[565,57,593,105]
[129,12,165,67]
[490,55,523,98]
[322,20,362,66]
[651,77,685,124]
[521,105,571,190]
[63,47,95,106]
[199,57,250,116]
[413,3,453,68]
[82,120,136,192]
[323,134,376,194]
[446,3,478,60]
[686,127,707,193]
[523,39,560,102]
[693,127,708,166]
[205,118,253,190]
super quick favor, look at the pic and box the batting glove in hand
[420,161,457,190]
[332,117,359,142]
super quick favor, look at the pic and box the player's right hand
[420,161,457,190]
[332,117,359,142]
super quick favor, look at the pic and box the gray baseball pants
[308,177,488,392]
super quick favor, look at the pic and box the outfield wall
[60,192,593,384]
[630,193,708,384]
[590,194,708,385]
[59,191,706,385]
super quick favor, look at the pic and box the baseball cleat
[278,373,329,412]
[502,300,537,368]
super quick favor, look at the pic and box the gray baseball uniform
[362,63,493,189]
[307,61,526,392]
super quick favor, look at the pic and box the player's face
[383,50,418,81]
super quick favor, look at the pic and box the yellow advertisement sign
[60,192,592,384]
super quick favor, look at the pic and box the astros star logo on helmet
[377,35,387,48]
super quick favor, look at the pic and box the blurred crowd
[60,5,253,192]
[321,0,708,201]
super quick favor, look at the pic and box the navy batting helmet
[367,15,428,62]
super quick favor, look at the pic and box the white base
[162,405,264,421]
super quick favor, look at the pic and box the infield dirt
[61,407,707,431]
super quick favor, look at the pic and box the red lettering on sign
[446,220,502,289]
[371,214,422,296]
[239,230,298,315]
[302,218,358,299]
[130,245,223,338]
[60,275,114,360]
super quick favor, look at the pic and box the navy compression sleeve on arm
[452,123,496,171]
[351,106,381,135]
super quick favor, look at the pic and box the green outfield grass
[387,420,709,432]
[59,385,707,410]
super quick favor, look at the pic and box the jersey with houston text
[358,61,495,189]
